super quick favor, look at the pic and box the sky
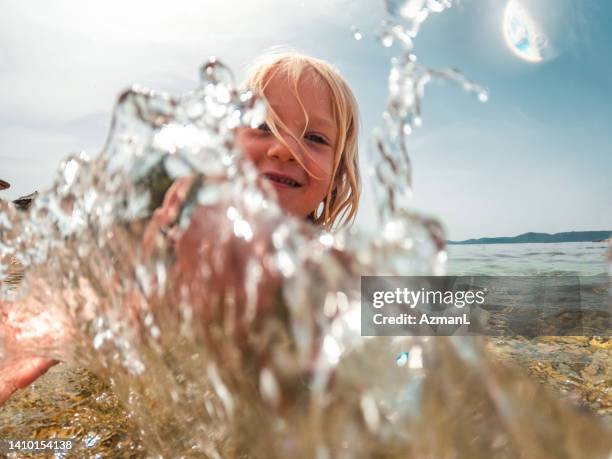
[0,0,610,240]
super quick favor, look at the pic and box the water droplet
[408,345,423,368]
[381,33,394,48]
[242,98,267,129]
[396,351,409,366]
[199,56,235,88]
[233,218,253,241]
[319,232,334,247]
[63,158,80,186]
[275,250,296,277]
[84,434,100,448]
[323,335,342,365]
[351,26,363,41]
[427,0,449,13]
[183,99,205,119]
[360,394,380,432]
[259,367,281,408]
[323,292,338,318]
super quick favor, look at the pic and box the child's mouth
[262,173,302,188]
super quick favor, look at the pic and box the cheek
[304,150,335,181]
[235,132,259,162]
[309,171,334,203]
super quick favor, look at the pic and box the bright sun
[503,0,546,63]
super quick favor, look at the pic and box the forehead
[263,70,335,127]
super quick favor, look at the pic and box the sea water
[449,242,609,276]
[1,0,611,457]
[449,242,611,425]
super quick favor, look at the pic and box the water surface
[448,242,611,425]
[448,241,609,276]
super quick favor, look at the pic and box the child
[236,51,360,228]
[0,51,361,405]
[150,51,361,236]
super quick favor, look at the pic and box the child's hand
[143,174,280,309]
[142,175,196,257]
[142,175,284,335]
[0,357,57,406]
[0,300,57,406]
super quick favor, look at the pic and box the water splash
[1,1,610,458]
[375,0,488,220]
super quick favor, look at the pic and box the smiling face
[235,71,339,220]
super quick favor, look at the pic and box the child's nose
[267,134,298,162]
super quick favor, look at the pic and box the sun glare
[503,0,545,63]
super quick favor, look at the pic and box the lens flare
[503,0,546,63]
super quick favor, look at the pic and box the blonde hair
[243,51,360,229]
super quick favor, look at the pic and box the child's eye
[257,123,271,132]
[305,133,328,145]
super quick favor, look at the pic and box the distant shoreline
[447,231,611,245]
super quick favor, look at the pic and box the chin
[278,204,307,219]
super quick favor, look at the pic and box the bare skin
[0,356,56,405]
[234,72,337,220]
[0,300,58,405]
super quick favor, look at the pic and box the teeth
[265,174,299,187]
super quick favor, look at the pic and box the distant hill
[448,231,612,245]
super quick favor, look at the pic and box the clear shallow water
[1,0,610,457]
[448,241,610,276]
[1,242,609,457]
[446,242,611,425]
